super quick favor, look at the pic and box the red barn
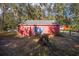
[18,20,60,37]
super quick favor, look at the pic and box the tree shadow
[71,36,79,44]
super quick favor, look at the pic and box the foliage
[3,12,17,31]
[0,3,79,31]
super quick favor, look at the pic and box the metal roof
[23,20,58,25]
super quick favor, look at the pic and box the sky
[0,8,3,16]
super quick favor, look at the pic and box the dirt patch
[0,32,79,56]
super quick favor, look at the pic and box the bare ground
[0,32,79,56]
